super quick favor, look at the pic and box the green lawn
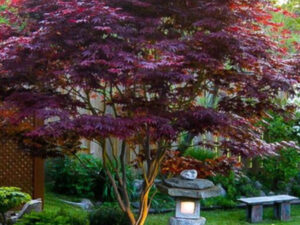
[147,206,300,225]
[44,193,300,225]
[44,192,87,213]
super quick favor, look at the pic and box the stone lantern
[157,170,222,225]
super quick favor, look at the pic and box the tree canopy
[0,0,299,225]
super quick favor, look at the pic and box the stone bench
[238,195,298,223]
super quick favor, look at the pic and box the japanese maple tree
[0,0,299,224]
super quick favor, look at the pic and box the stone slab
[10,199,42,223]
[247,205,263,223]
[169,217,206,225]
[239,195,298,205]
[164,178,214,190]
[274,202,291,221]
[157,183,223,199]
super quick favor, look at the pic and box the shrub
[149,186,175,211]
[206,172,259,208]
[0,187,31,225]
[16,209,89,225]
[256,148,300,192]
[46,154,103,199]
[291,184,300,197]
[201,196,236,208]
[213,172,259,198]
[254,114,300,192]
[184,147,218,161]
[263,115,295,143]
[292,115,300,144]
[89,206,130,225]
[46,153,135,201]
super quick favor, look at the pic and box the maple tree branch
[84,90,99,116]
[108,137,120,170]
[148,188,158,209]
[109,84,119,118]
[101,139,126,212]
[120,140,131,209]
[144,126,151,176]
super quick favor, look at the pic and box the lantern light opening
[180,201,196,214]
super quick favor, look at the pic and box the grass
[44,192,86,213]
[146,205,300,225]
[44,192,300,225]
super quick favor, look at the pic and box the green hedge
[16,209,89,225]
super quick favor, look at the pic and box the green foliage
[263,115,295,143]
[44,192,85,213]
[149,187,175,212]
[292,114,300,144]
[89,206,130,225]
[46,153,134,201]
[291,184,300,197]
[201,196,237,208]
[0,4,8,24]
[0,187,31,225]
[272,13,299,53]
[270,0,300,53]
[0,5,7,11]
[258,114,300,192]
[177,132,194,154]
[197,91,220,109]
[207,172,259,208]
[46,154,103,199]
[0,187,31,214]
[0,17,8,24]
[257,148,300,191]
[276,0,299,28]
[184,147,218,161]
[16,209,89,225]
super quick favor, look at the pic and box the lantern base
[169,217,206,225]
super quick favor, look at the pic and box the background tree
[0,0,299,225]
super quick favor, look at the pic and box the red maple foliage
[0,1,299,225]
[161,151,241,178]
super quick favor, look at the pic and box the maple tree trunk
[134,154,162,225]
[119,185,152,225]
[126,208,137,225]
[115,179,153,225]
[134,186,151,225]
[99,135,163,225]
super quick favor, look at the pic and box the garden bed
[44,192,300,225]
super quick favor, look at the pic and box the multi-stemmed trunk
[134,187,151,225]
[100,136,163,225]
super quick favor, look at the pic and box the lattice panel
[0,139,34,195]
[0,117,35,196]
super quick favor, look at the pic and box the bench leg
[274,202,291,221]
[247,205,263,223]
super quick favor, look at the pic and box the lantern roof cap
[157,182,222,199]
[163,177,214,190]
